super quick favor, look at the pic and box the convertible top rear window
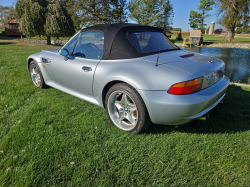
[128,32,178,53]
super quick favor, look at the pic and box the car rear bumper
[138,76,230,125]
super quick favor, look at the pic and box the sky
[1,0,219,31]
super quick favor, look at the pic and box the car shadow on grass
[144,85,250,135]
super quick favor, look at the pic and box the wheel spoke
[30,64,41,87]
[119,111,125,120]
[125,97,135,108]
[129,107,137,124]
[114,101,123,111]
[132,114,137,122]
[129,107,137,116]
[37,76,41,84]
[32,65,35,72]
[125,112,135,125]
[120,93,127,106]
[114,101,125,120]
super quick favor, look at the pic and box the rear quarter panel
[93,57,195,107]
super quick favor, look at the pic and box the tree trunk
[47,35,51,45]
[223,27,235,41]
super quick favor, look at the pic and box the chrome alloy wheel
[30,64,41,87]
[107,91,139,131]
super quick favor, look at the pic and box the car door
[51,31,104,96]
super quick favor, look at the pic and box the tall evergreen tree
[198,0,215,28]
[189,0,214,32]
[129,0,174,29]
[111,0,128,23]
[214,0,250,41]
[59,0,128,27]
[154,0,174,33]
[75,0,113,27]
[189,10,200,29]
[16,0,75,45]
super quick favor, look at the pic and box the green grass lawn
[170,34,250,44]
[0,42,250,186]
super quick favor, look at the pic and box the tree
[214,0,250,41]
[0,5,10,24]
[72,0,112,27]
[71,0,128,27]
[235,27,245,33]
[245,26,250,33]
[129,0,174,30]
[16,0,75,45]
[189,0,214,31]
[58,0,128,28]
[171,27,182,31]
[198,0,215,28]
[0,4,18,26]
[60,0,81,30]
[189,10,200,29]
[111,0,128,23]
[154,0,174,33]
[6,3,18,19]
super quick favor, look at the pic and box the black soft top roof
[81,23,163,60]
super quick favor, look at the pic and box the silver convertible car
[27,23,229,134]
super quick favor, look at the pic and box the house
[213,26,226,34]
[3,17,23,37]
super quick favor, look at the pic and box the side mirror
[59,49,69,61]
[59,49,69,56]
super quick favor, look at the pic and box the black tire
[105,83,152,134]
[29,60,48,89]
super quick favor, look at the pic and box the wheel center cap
[124,107,128,111]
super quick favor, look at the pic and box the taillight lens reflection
[168,77,203,95]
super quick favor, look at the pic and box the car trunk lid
[139,50,225,89]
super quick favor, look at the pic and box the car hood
[42,48,61,53]
[138,50,225,78]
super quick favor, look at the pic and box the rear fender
[93,58,194,108]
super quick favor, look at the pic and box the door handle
[82,66,92,71]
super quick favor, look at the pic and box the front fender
[27,51,57,84]
[27,52,43,70]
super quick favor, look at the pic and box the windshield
[128,31,178,53]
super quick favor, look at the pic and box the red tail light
[168,77,203,95]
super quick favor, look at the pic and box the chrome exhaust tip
[220,98,225,104]
[199,113,211,121]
